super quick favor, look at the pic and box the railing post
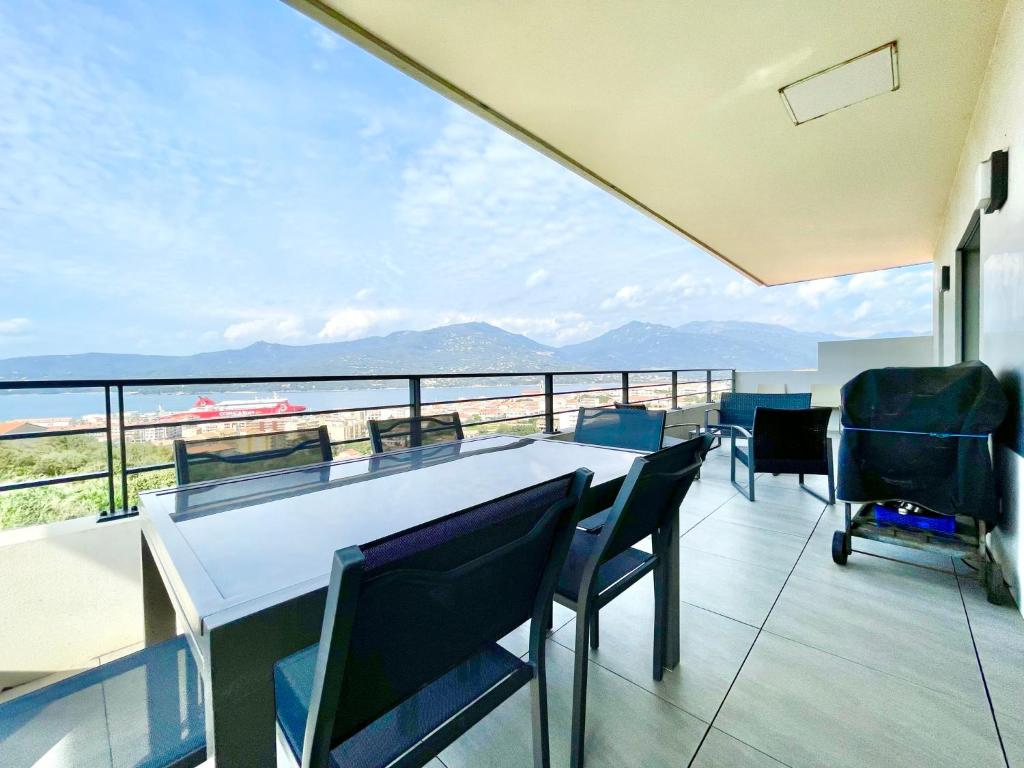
[103,386,115,517]
[117,385,129,513]
[543,374,555,434]
[706,370,712,403]
[621,372,629,404]
[408,376,422,418]
[671,371,678,410]
[731,368,737,394]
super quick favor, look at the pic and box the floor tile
[690,728,789,767]
[959,574,1024,639]
[959,577,1024,749]
[551,577,757,722]
[792,537,965,612]
[763,574,988,708]
[682,518,806,574]
[680,547,790,627]
[500,602,575,658]
[711,496,823,538]
[440,640,707,768]
[681,478,738,516]
[999,710,1024,768]
[716,633,1004,768]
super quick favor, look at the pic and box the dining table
[137,433,682,768]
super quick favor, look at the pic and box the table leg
[666,507,680,669]
[201,589,326,768]
[141,532,176,646]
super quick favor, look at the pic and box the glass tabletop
[142,435,641,609]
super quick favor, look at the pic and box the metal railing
[0,367,734,520]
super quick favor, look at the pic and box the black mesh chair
[274,469,593,768]
[731,406,835,503]
[613,401,647,410]
[554,437,705,768]
[173,426,333,485]
[573,407,665,453]
[367,413,464,454]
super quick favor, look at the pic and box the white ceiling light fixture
[780,41,899,125]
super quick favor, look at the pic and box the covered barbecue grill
[834,361,1010,602]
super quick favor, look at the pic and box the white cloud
[310,27,339,51]
[354,287,373,301]
[394,107,599,281]
[318,307,404,340]
[600,285,643,310]
[795,278,841,308]
[0,317,31,335]
[723,280,756,299]
[525,268,549,288]
[223,314,304,344]
[851,300,873,321]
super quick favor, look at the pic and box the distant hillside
[0,321,922,381]
[561,321,841,371]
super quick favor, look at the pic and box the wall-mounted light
[940,266,951,292]
[977,149,1008,213]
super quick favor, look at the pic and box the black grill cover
[837,362,1008,523]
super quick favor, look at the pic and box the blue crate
[873,504,956,535]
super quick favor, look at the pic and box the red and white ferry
[159,395,306,421]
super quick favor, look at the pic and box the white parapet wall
[735,336,935,405]
[0,516,143,691]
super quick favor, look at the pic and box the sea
[0,385,536,422]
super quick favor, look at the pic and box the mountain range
[0,321,921,381]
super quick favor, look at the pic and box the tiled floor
[438,446,1024,768]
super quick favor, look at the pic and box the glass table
[138,434,678,767]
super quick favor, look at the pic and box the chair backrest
[367,413,464,454]
[301,469,593,768]
[573,407,666,452]
[613,401,648,411]
[173,426,333,485]
[719,392,812,430]
[752,407,832,466]
[599,436,705,563]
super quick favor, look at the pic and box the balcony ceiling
[291,0,1006,285]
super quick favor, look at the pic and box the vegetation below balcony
[0,436,174,529]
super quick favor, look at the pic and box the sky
[0,0,934,360]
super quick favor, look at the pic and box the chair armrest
[665,421,702,436]
[730,425,753,439]
[577,508,610,533]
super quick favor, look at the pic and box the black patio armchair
[367,413,464,453]
[553,436,705,768]
[274,469,593,768]
[704,392,812,449]
[731,406,835,503]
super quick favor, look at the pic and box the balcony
[2,0,1023,765]
[1,354,1021,768]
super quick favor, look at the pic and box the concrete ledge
[0,516,143,690]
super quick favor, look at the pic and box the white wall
[0,517,143,690]
[932,0,1024,613]
[736,336,934,406]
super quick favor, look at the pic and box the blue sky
[0,0,933,359]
